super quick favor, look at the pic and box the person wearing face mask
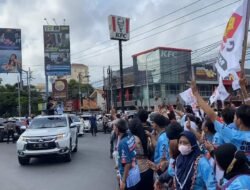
[154,122,183,190]
[174,131,216,190]
[214,143,250,189]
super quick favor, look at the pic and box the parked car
[96,115,103,132]
[0,118,21,142]
[16,114,78,165]
[80,115,92,132]
[69,114,85,136]
[0,118,6,142]
[96,114,113,132]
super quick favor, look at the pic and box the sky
[0,0,245,88]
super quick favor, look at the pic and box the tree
[67,79,94,99]
[0,83,43,117]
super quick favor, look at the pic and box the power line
[130,0,222,40]
[71,0,239,63]
[71,0,202,56]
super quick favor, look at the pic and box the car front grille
[26,142,56,150]
[25,136,57,150]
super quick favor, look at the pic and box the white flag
[215,0,248,77]
[209,87,219,105]
[210,79,230,103]
[217,79,230,101]
[179,88,197,108]
[230,70,241,90]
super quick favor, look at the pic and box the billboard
[43,25,71,75]
[52,79,68,99]
[0,28,22,73]
[194,64,217,81]
[108,15,130,41]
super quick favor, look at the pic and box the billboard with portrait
[0,28,22,73]
[43,25,71,76]
[193,64,217,81]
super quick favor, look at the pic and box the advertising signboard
[108,15,130,41]
[194,64,217,81]
[0,28,22,73]
[43,25,71,76]
[52,79,68,99]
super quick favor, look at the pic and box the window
[166,84,180,95]
[154,84,161,97]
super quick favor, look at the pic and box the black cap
[152,114,170,128]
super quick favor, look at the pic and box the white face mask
[178,145,192,155]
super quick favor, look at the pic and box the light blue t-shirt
[154,131,170,164]
[213,132,225,146]
[168,156,217,190]
[214,120,250,161]
[222,175,250,190]
[213,123,238,147]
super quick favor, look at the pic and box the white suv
[16,114,78,165]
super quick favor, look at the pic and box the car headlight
[56,133,67,140]
[19,136,28,142]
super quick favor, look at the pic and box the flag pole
[240,0,250,75]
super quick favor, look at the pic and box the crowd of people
[109,81,250,190]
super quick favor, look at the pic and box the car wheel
[18,156,30,165]
[0,131,4,142]
[72,137,78,153]
[64,141,72,162]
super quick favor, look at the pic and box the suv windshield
[29,117,67,129]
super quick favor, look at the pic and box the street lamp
[145,50,157,111]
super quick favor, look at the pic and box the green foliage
[0,84,43,117]
[67,79,94,99]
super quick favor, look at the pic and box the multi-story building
[104,47,192,110]
[64,63,89,84]
[132,47,192,108]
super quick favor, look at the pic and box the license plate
[33,143,48,148]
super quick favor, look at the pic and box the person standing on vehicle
[90,114,97,136]
[47,97,56,115]
[5,119,16,143]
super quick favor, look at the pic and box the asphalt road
[0,133,116,190]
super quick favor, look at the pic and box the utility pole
[28,68,31,116]
[119,40,125,113]
[17,76,21,117]
[78,72,82,113]
[107,66,111,112]
[110,67,113,108]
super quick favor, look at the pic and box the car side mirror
[70,123,76,128]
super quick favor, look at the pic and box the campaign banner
[215,0,247,77]
[52,79,68,99]
[43,25,71,76]
[0,28,22,73]
[194,64,217,81]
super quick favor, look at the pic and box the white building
[64,63,89,84]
